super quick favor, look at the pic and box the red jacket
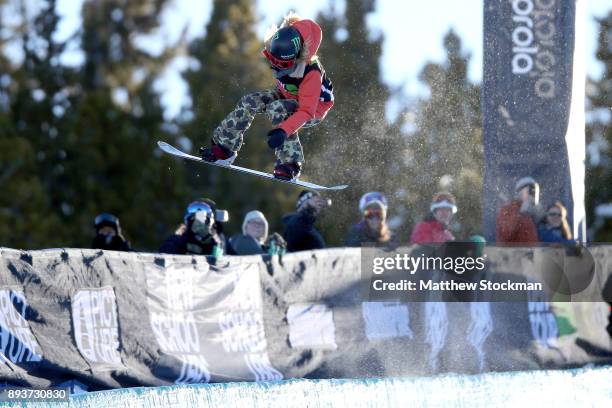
[410,219,455,244]
[496,200,538,244]
[275,20,334,136]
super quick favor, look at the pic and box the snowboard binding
[273,162,301,181]
[200,141,237,166]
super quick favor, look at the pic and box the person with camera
[282,190,330,252]
[159,199,228,256]
[496,177,541,244]
[410,192,457,244]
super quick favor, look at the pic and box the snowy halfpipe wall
[0,247,611,391]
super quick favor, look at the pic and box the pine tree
[2,0,190,249]
[81,0,178,97]
[400,30,483,238]
[3,0,75,248]
[311,0,407,244]
[0,111,62,248]
[586,11,612,240]
[62,0,191,249]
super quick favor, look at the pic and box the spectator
[594,217,612,243]
[538,202,574,243]
[159,199,226,256]
[592,204,612,242]
[229,211,268,255]
[410,192,457,244]
[496,177,540,244]
[92,213,131,251]
[283,190,330,252]
[345,192,394,247]
[228,211,287,255]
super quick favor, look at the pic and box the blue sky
[48,0,612,119]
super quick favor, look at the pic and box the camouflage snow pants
[212,89,321,164]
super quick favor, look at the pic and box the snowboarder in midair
[199,12,334,181]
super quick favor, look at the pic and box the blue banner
[482,0,586,241]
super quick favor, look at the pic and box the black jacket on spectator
[92,235,131,252]
[345,221,395,248]
[159,228,224,256]
[227,234,264,255]
[282,212,325,252]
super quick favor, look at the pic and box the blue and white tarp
[0,247,610,391]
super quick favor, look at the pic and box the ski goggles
[262,49,296,70]
[364,208,384,220]
[359,192,388,212]
[547,211,561,217]
[430,200,458,214]
[94,213,118,228]
[184,201,213,224]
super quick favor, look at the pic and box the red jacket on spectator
[496,200,538,244]
[410,219,455,244]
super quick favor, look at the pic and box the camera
[215,210,229,223]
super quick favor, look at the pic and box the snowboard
[157,141,348,191]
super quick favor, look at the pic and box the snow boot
[273,162,301,181]
[200,141,237,165]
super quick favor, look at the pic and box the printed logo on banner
[146,264,211,384]
[146,261,281,383]
[218,263,282,381]
[528,291,559,348]
[361,302,413,340]
[287,303,337,350]
[424,302,448,371]
[71,287,122,368]
[467,302,493,371]
[510,0,558,98]
[0,288,42,367]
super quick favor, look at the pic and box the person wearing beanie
[345,192,394,247]
[229,211,287,255]
[243,211,269,244]
[91,213,132,251]
[496,176,540,244]
[410,192,457,244]
[282,190,330,252]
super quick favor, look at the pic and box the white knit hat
[242,211,269,244]
[430,192,457,214]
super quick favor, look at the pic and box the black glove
[267,128,287,149]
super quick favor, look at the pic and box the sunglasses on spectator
[547,211,561,217]
[364,209,383,219]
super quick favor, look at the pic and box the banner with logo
[0,247,610,391]
[482,0,586,240]
[144,260,281,383]
[71,287,123,371]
